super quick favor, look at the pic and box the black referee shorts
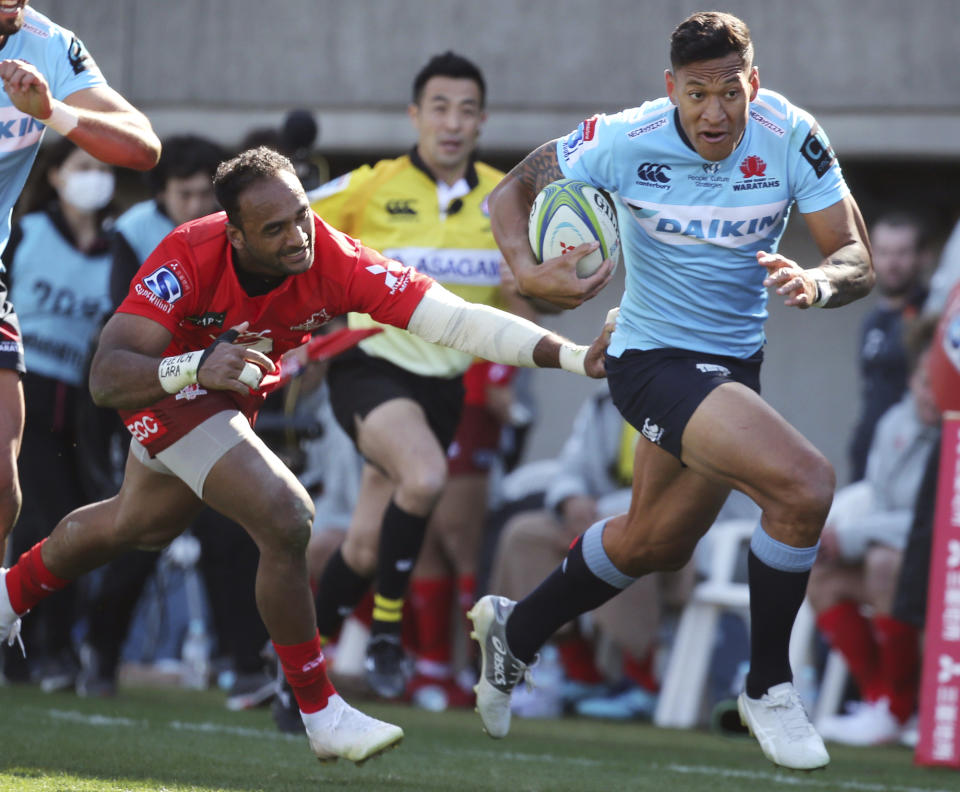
[327,347,465,450]
[606,345,763,461]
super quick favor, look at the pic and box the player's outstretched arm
[490,141,613,310]
[0,59,160,170]
[406,283,613,379]
[90,315,274,409]
[759,194,873,309]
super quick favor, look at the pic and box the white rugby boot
[468,595,532,738]
[0,568,23,654]
[738,682,829,770]
[301,694,403,764]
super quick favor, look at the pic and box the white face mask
[60,170,115,212]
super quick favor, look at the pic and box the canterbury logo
[386,199,417,215]
[636,162,671,184]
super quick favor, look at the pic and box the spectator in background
[109,135,225,308]
[240,109,328,192]
[849,212,928,481]
[0,137,116,687]
[810,316,940,746]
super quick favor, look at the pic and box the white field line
[42,708,298,741]
[36,709,957,792]
[662,762,956,792]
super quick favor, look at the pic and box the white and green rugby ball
[528,179,621,278]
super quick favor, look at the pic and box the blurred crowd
[0,63,957,758]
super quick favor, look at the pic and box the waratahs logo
[739,155,767,178]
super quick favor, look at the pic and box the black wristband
[197,328,239,372]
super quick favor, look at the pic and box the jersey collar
[409,146,479,190]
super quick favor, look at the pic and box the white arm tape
[158,351,202,394]
[40,102,80,135]
[558,343,587,376]
[810,268,833,308]
[238,361,264,389]
[407,283,544,368]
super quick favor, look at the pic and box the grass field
[0,684,957,792]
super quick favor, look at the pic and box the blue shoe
[575,685,658,720]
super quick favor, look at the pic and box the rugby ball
[528,179,621,278]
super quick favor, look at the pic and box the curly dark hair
[213,146,296,226]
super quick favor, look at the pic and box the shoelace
[764,686,815,741]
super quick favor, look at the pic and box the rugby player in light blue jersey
[0,1,159,562]
[471,10,873,772]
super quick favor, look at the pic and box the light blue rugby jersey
[557,89,849,358]
[0,7,105,257]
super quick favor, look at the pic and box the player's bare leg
[0,370,24,563]
[202,435,403,763]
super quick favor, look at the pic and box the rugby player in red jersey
[0,147,610,764]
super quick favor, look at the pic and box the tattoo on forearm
[513,143,564,198]
[821,243,873,307]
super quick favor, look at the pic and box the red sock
[273,631,336,714]
[556,634,604,684]
[872,614,919,722]
[409,577,454,668]
[5,539,71,614]
[623,648,659,692]
[456,574,476,616]
[817,601,881,701]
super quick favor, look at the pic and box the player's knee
[396,460,448,511]
[267,495,315,556]
[774,451,835,527]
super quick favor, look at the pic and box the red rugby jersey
[115,211,432,453]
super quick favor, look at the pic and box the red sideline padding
[916,414,960,766]
[259,327,382,393]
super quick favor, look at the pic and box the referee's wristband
[40,102,80,135]
[810,269,833,308]
[158,351,202,394]
[558,343,588,376]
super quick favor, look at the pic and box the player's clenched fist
[0,58,53,119]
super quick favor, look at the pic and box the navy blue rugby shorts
[605,346,763,461]
[0,279,25,374]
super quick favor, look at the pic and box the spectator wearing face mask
[0,136,117,689]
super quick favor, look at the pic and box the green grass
[0,684,956,792]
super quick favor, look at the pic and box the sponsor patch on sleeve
[141,260,192,305]
[561,115,600,165]
[800,125,836,179]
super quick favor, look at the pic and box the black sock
[505,536,622,664]
[371,500,429,638]
[314,547,371,641]
[745,549,810,698]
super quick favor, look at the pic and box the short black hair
[670,11,754,71]
[412,51,486,108]
[148,134,226,195]
[213,146,297,226]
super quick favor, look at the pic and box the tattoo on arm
[512,142,564,199]
[820,243,873,307]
